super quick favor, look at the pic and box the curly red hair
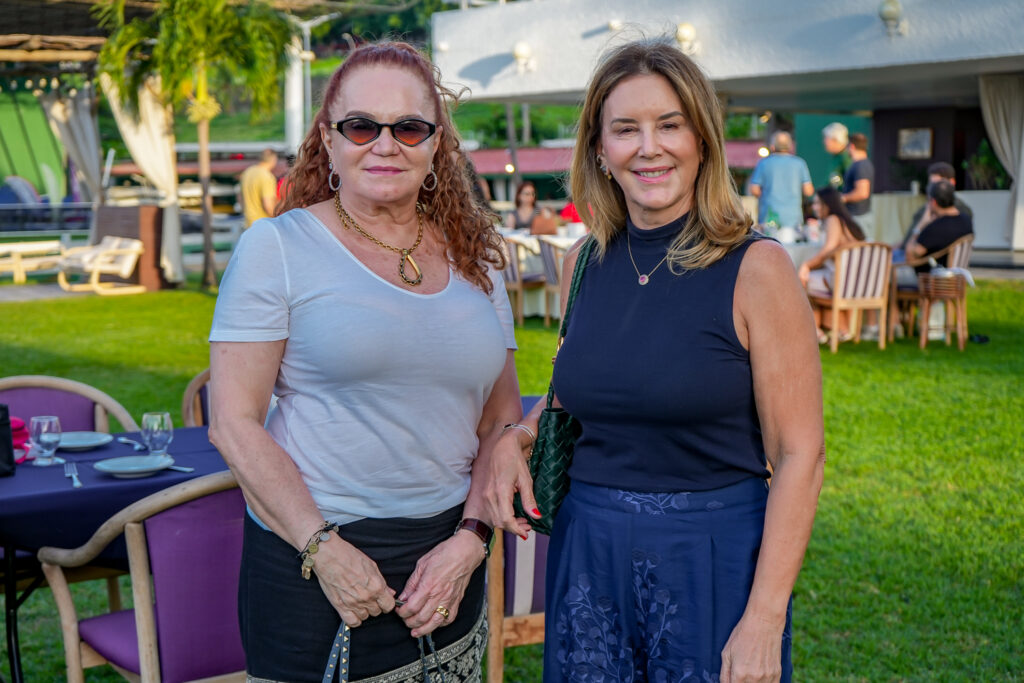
[278,41,503,293]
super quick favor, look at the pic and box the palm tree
[95,0,296,289]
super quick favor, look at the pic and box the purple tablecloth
[0,426,229,554]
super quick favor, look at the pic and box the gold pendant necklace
[334,192,424,286]
[626,231,671,286]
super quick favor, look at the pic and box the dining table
[0,426,230,683]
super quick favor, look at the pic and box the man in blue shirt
[748,131,813,228]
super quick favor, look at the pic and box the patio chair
[537,236,565,328]
[38,471,247,683]
[0,375,139,433]
[499,236,545,326]
[57,235,146,296]
[486,395,549,683]
[181,368,211,428]
[889,234,974,342]
[917,272,969,351]
[808,242,892,353]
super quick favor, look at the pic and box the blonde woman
[483,38,824,682]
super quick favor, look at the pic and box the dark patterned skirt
[544,478,792,682]
[240,506,486,682]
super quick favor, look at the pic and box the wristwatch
[455,518,494,557]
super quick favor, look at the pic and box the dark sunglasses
[330,117,437,147]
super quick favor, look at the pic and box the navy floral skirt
[543,478,791,682]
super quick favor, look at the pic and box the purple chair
[0,374,138,644]
[38,471,247,683]
[485,395,551,683]
[0,375,139,433]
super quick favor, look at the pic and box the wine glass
[30,415,64,467]
[140,412,174,456]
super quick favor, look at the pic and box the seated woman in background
[505,180,539,230]
[798,186,865,343]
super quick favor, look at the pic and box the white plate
[93,455,175,479]
[59,432,114,451]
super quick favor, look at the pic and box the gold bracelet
[299,521,340,580]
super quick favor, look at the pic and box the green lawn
[1,279,1023,681]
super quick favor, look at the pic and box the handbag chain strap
[548,236,595,409]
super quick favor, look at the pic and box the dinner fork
[64,461,83,488]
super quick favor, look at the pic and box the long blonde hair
[570,38,751,270]
[278,41,503,293]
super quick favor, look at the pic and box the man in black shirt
[897,162,973,251]
[906,179,973,273]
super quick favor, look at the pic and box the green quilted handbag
[514,236,594,535]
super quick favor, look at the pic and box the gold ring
[434,605,451,621]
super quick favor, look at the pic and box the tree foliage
[94,0,295,123]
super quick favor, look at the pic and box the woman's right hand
[797,263,810,288]
[314,533,396,627]
[481,430,537,538]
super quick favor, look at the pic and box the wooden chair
[58,235,146,296]
[0,375,139,669]
[808,242,892,353]
[38,471,247,683]
[917,273,969,350]
[181,368,211,428]
[888,234,974,342]
[486,395,548,683]
[486,531,550,683]
[537,236,565,328]
[0,375,139,433]
[499,235,545,326]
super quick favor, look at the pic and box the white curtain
[37,84,104,240]
[979,73,1024,250]
[99,73,184,283]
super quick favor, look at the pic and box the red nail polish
[531,508,541,517]
[520,533,528,540]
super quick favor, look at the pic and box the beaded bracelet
[502,422,536,444]
[299,521,340,580]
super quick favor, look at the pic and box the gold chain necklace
[334,192,424,286]
[626,232,671,286]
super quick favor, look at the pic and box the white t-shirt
[209,209,517,524]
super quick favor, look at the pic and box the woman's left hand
[719,613,785,683]
[797,263,810,287]
[396,531,486,637]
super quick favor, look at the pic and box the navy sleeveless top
[552,215,769,492]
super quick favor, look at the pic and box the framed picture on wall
[897,128,933,160]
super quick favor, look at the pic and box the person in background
[841,132,874,238]
[209,40,520,682]
[275,153,296,205]
[821,122,851,190]
[748,131,814,229]
[800,187,866,344]
[240,148,279,228]
[505,180,539,229]
[905,179,973,273]
[897,161,973,256]
[484,37,824,683]
[558,198,581,223]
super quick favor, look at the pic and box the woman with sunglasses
[209,41,520,681]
